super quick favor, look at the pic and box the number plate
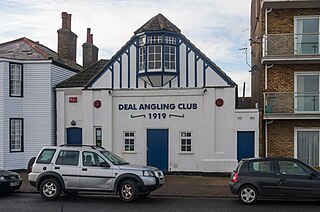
[10,182,20,187]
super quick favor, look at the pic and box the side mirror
[309,172,317,178]
[100,162,110,168]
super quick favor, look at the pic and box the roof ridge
[22,37,49,58]
[134,13,180,34]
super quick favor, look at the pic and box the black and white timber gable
[59,14,235,89]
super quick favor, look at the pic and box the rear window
[249,160,274,174]
[55,150,79,166]
[36,149,56,164]
[235,161,244,172]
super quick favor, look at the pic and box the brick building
[251,0,320,167]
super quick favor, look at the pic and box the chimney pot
[83,28,98,68]
[86,28,92,44]
[66,13,72,30]
[61,12,68,29]
[58,12,77,68]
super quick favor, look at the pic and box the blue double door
[147,129,169,171]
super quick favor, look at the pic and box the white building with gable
[56,14,258,172]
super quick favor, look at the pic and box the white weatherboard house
[57,14,259,172]
[0,12,85,170]
[0,38,79,170]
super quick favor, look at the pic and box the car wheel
[40,178,61,200]
[238,185,258,205]
[119,180,139,203]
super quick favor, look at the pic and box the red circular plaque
[215,98,224,107]
[94,100,101,108]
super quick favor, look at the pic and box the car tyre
[40,178,61,200]
[238,185,258,205]
[119,180,139,203]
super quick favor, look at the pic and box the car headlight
[143,170,155,177]
[0,176,6,181]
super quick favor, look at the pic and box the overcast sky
[0,0,252,96]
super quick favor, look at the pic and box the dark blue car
[229,157,320,204]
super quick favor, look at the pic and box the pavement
[18,171,234,198]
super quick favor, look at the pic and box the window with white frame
[148,45,162,70]
[164,46,176,70]
[139,47,146,71]
[10,118,23,152]
[295,129,320,167]
[10,63,23,97]
[95,127,102,147]
[180,132,192,152]
[124,132,135,152]
[295,73,320,112]
[295,17,320,54]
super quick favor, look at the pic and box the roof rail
[59,144,105,149]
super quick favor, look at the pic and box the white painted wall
[51,64,76,146]
[57,86,259,172]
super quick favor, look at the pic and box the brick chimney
[57,12,77,69]
[82,28,99,69]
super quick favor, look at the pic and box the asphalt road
[1,193,320,212]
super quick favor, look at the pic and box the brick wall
[267,120,320,157]
[250,1,320,158]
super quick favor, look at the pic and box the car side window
[36,149,56,164]
[55,150,79,166]
[278,160,311,176]
[249,160,274,174]
[83,151,108,167]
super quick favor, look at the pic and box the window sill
[178,152,194,155]
[123,151,137,154]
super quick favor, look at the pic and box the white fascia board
[0,58,52,64]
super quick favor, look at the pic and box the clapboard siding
[0,61,76,170]
[51,64,76,146]
[0,62,5,169]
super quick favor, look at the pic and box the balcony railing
[264,92,320,115]
[263,33,320,57]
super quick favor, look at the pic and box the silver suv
[28,145,165,202]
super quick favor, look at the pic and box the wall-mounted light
[203,88,207,93]
[71,120,76,126]
[108,90,112,95]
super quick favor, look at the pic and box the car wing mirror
[309,172,317,178]
[100,162,110,168]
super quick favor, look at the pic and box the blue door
[147,129,168,171]
[67,127,82,145]
[237,131,254,161]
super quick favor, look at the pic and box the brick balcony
[264,92,320,119]
[262,34,320,64]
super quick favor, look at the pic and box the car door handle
[279,178,286,185]
[82,168,87,171]
[54,167,60,170]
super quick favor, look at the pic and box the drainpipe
[264,8,272,57]
[265,64,273,90]
[265,120,273,157]
[264,7,273,90]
